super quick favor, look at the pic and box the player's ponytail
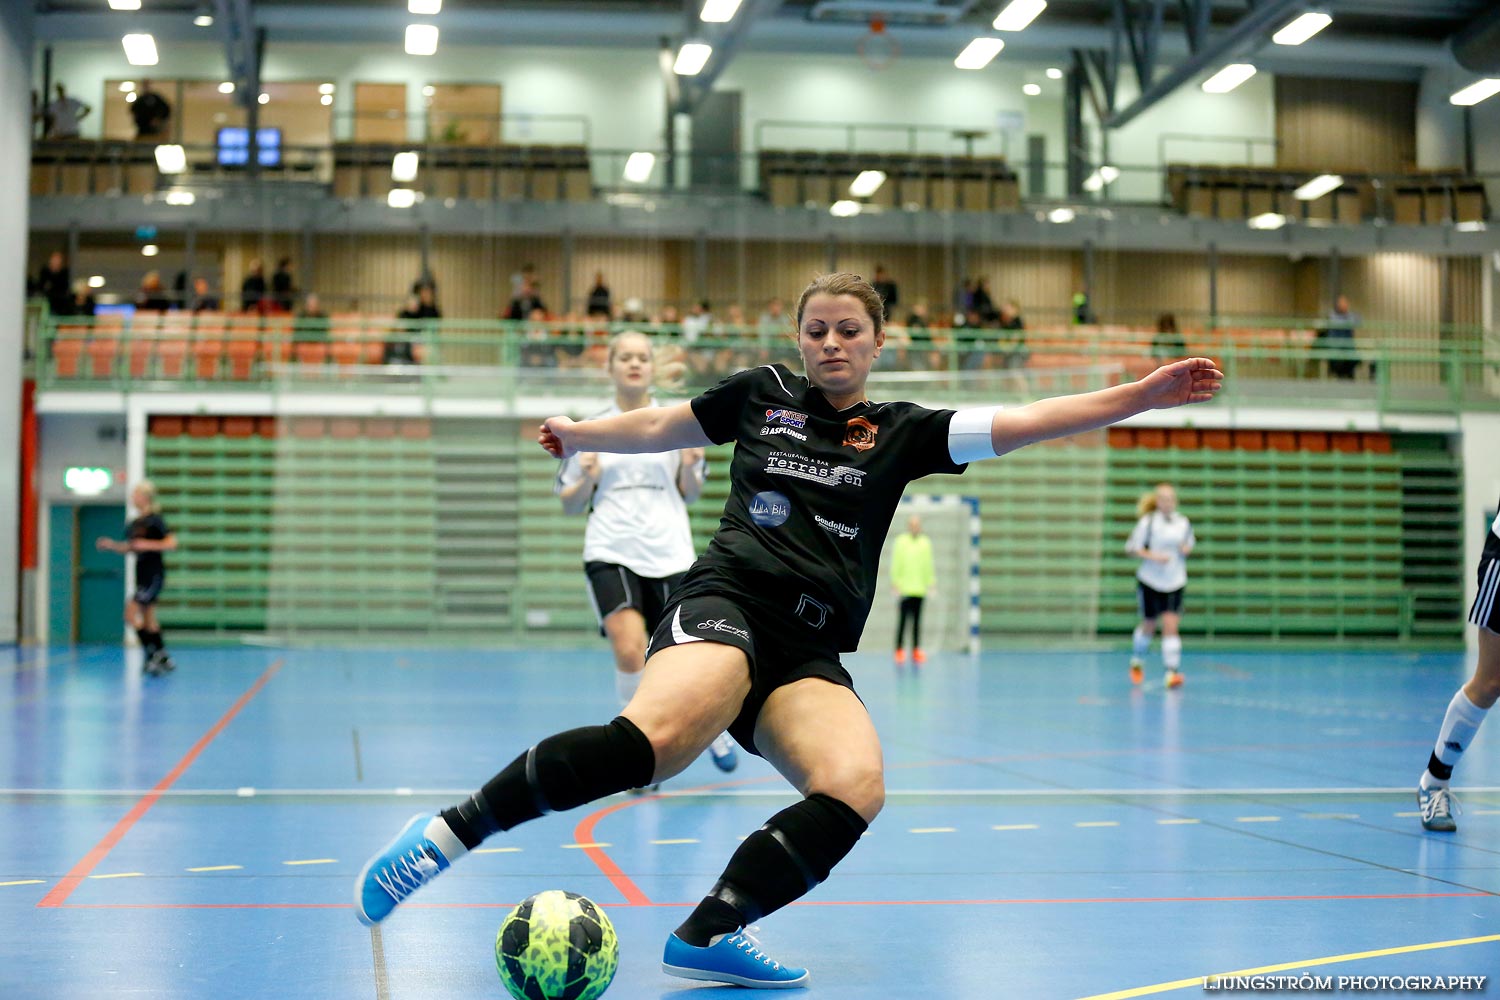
[1136,490,1158,517]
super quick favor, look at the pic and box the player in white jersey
[556,331,737,775]
[1415,499,1500,832]
[1124,482,1196,688]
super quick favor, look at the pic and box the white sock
[1132,627,1151,659]
[615,669,642,708]
[1162,636,1182,670]
[1427,689,1488,786]
[424,815,468,861]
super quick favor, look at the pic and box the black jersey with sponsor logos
[681,364,966,650]
[127,513,170,580]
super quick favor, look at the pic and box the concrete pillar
[0,0,35,644]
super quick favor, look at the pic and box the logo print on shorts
[748,491,792,527]
[842,416,878,452]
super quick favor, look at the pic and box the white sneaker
[1418,785,1458,832]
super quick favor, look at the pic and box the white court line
[6,786,1498,798]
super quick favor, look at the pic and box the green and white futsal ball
[495,890,619,1000]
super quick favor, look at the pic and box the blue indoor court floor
[3,643,1498,1000]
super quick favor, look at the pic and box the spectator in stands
[386,294,435,366]
[520,305,560,368]
[35,251,71,315]
[657,304,681,330]
[586,272,612,318]
[757,297,787,341]
[65,278,96,317]
[1319,293,1361,380]
[506,276,547,321]
[241,259,267,313]
[130,79,172,142]
[971,278,997,325]
[996,298,1028,370]
[681,300,713,344]
[44,83,90,140]
[957,307,990,370]
[1072,291,1098,325]
[1151,312,1187,361]
[190,276,221,313]
[136,271,172,312]
[412,270,438,298]
[295,293,331,343]
[872,265,899,320]
[272,258,296,313]
[510,262,537,300]
[905,301,935,369]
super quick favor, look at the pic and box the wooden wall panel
[962,246,1077,324]
[1275,77,1417,174]
[1449,256,1484,334]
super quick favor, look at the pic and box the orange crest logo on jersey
[842,416,878,452]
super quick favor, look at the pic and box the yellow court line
[187,865,242,872]
[1076,932,1500,1000]
[474,847,522,854]
[1156,819,1200,825]
[992,824,1039,831]
[909,827,956,834]
[1075,821,1119,828]
[650,839,700,845]
[88,872,142,879]
[0,880,45,887]
[282,859,337,866]
[562,842,611,849]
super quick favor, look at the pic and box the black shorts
[1137,581,1185,619]
[584,561,684,637]
[1470,531,1500,633]
[133,573,165,606]
[646,593,856,758]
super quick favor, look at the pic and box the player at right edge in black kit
[96,480,178,675]
[354,272,1223,989]
[1415,495,1500,832]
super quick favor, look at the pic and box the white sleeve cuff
[948,406,1003,465]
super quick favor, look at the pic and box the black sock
[1427,751,1454,782]
[440,716,655,850]
[674,793,868,946]
[136,628,161,656]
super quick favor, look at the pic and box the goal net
[860,494,980,656]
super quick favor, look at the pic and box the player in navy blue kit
[1415,497,1500,832]
[96,480,178,675]
[354,272,1223,987]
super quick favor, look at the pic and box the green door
[77,505,126,643]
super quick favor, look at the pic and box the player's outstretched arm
[539,401,712,460]
[986,357,1222,458]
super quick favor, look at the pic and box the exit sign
[64,467,112,495]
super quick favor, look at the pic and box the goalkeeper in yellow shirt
[891,514,936,665]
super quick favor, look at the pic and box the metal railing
[33,313,1500,416]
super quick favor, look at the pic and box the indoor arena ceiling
[29,1,1500,82]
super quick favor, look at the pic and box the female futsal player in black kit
[355,272,1223,987]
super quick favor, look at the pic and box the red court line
[38,659,286,909]
[57,890,1492,911]
[571,772,783,907]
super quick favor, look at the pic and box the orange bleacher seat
[1360,432,1392,453]
[193,337,224,379]
[329,418,363,439]
[1202,429,1232,450]
[1136,428,1167,449]
[1330,432,1361,453]
[85,337,119,378]
[256,417,279,439]
[399,419,432,440]
[225,340,259,379]
[296,342,332,366]
[1169,428,1200,449]
[221,417,255,438]
[292,418,327,439]
[187,416,220,438]
[366,419,398,439]
[262,318,293,363]
[150,415,185,437]
[1107,428,1135,449]
[53,337,84,378]
[1233,430,1265,451]
[1266,431,1298,452]
[1298,431,1329,452]
[157,336,189,378]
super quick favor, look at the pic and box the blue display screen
[216,127,282,167]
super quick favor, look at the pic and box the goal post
[861,494,980,656]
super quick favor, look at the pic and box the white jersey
[1126,511,1195,593]
[555,402,705,580]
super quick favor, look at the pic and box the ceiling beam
[674,0,787,116]
[211,0,259,110]
[1101,0,1302,130]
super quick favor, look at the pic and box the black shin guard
[675,793,868,945]
[136,628,161,656]
[441,716,655,849]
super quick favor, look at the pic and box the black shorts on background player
[1470,530,1500,631]
[1137,581,1184,619]
[584,561,683,636]
[128,512,170,603]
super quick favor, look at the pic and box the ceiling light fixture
[993,0,1047,32]
[1201,63,1256,93]
[391,151,420,183]
[955,38,1005,71]
[122,33,159,67]
[674,42,713,75]
[194,14,215,27]
[623,151,656,184]
[849,170,886,198]
[1047,207,1075,223]
[1293,174,1342,200]
[409,0,442,13]
[1022,82,1042,96]
[388,189,418,208]
[1248,212,1287,230]
[1450,79,1500,106]
[405,24,439,56]
[700,0,742,22]
[830,200,862,218]
[1272,11,1331,46]
[154,144,187,174]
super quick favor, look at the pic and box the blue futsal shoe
[354,813,454,925]
[708,733,739,773]
[662,930,809,989]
